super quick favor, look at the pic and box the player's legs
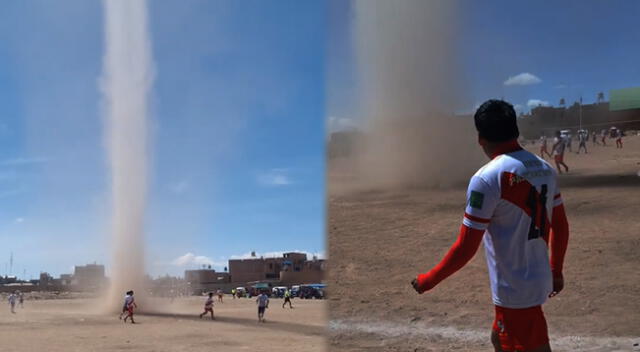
[492,305,551,352]
[491,331,552,352]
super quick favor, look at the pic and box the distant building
[73,264,106,291]
[519,90,640,138]
[229,252,325,285]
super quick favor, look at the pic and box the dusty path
[0,296,326,352]
[328,135,640,351]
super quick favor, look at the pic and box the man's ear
[478,135,487,146]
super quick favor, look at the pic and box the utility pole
[9,252,13,276]
[579,96,583,131]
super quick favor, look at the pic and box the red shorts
[204,307,213,312]
[554,154,563,163]
[492,305,549,352]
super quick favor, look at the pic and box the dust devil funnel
[350,0,482,188]
[101,0,153,312]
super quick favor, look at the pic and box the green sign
[610,87,640,111]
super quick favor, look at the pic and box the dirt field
[0,296,326,352]
[328,135,640,351]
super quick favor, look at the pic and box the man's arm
[549,200,569,297]
[412,224,484,293]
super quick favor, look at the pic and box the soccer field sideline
[330,319,640,352]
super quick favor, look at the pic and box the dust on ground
[0,295,326,352]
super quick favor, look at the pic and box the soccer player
[256,290,269,322]
[538,135,551,159]
[123,290,138,324]
[577,131,587,154]
[551,131,569,174]
[18,292,24,308]
[119,291,131,320]
[412,100,570,352]
[282,289,293,309]
[217,289,224,303]
[199,292,215,320]
[615,129,623,149]
[600,130,607,146]
[8,292,17,314]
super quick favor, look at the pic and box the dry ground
[328,135,640,351]
[0,296,326,352]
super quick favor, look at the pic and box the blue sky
[461,0,640,113]
[0,1,326,278]
[328,0,640,125]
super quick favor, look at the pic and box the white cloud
[14,218,24,223]
[504,73,542,86]
[170,252,223,268]
[168,179,190,195]
[554,84,567,89]
[527,99,550,109]
[258,168,291,186]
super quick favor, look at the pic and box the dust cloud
[101,0,153,312]
[332,0,484,191]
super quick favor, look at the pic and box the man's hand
[549,273,564,297]
[411,277,424,294]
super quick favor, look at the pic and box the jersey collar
[491,139,522,159]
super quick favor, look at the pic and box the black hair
[473,99,519,142]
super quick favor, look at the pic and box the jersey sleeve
[553,185,563,208]
[462,175,499,230]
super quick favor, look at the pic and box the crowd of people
[538,127,624,174]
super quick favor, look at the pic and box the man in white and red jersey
[412,100,570,352]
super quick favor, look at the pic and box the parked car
[290,285,300,297]
[248,282,272,298]
[298,284,326,299]
[272,286,288,298]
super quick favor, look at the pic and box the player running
[282,289,293,309]
[8,292,17,314]
[122,290,138,324]
[256,291,269,322]
[538,135,551,159]
[199,292,215,320]
[577,131,587,154]
[551,131,569,174]
[615,129,623,149]
[217,289,224,303]
[412,100,570,352]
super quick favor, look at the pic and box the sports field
[0,295,326,352]
[328,135,640,351]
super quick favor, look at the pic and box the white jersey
[257,294,269,308]
[462,149,563,308]
[552,137,565,155]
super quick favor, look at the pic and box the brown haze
[331,0,485,191]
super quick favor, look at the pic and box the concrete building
[228,252,325,285]
[184,269,231,294]
[73,264,106,291]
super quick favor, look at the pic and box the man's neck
[489,139,522,159]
